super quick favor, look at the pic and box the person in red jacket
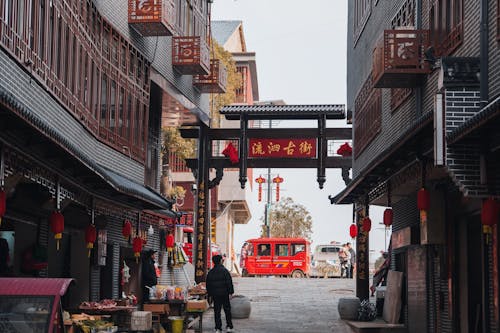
[166,230,175,267]
[206,255,234,333]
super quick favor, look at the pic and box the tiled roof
[0,86,173,210]
[211,20,242,45]
[333,111,433,204]
[447,96,500,143]
[220,104,346,120]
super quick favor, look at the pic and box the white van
[309,244,343,278]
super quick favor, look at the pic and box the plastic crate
[130,311,152,331]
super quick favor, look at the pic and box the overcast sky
[212,0,389,260]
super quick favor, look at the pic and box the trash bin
[168,316,184,333]
[338,297,360,320]
[376,286,386,317]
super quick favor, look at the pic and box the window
[429,0,463,55]
[354,74,381,157]
[353,0,371,44]
[100,74,108,126]
[321,246,339,253]
[275,244,289,257]
[257,244,271,256]
[292,244,305,255]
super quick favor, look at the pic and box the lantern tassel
[57,239,60,251]
[0,217,2,227]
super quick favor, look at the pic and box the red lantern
[50,211,64,251]
[383,208,393,228]
[255,176,266,202]
[222,142,239,164]
[362,216,372,232]
[133,237,143,262]
[336,142,353,157]
[349,224,358,239]
[0,190,5,227]
[417,188,430,211]
[85,224,97,258]
[122,220,132,241]
[481,198,499,234]
[272,176,284,202]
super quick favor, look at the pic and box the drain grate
[251,295,280,302]
[329,289,355,294]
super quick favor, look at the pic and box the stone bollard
[230,295,251,319]
[338,297,361,320]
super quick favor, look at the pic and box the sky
[211,0,390,261]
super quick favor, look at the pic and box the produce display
[70,313,117,333]
[79,299,117,310]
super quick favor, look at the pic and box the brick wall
[444,88,489,197]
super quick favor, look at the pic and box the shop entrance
[467,215,483,333]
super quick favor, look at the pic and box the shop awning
[333,112,433,205]
[0,278,74,296]
[0,86,173,210]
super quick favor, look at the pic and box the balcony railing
[372,29,430,88]
[128,0,176,36]
[193,59,228,93]
[172,36,210,75]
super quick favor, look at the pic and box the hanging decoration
[133,236,143,263]
[85,224,97,258]
[121,260,130,285]
[272,175,284,202]
[0,189,5,227]
[349,223,358,239]
[50,211,64,251]
[417,188,430,224]
[166,230,175,267]
[481,197,499,234]
[122,220,132,241]
[362,216,372,232]
[222,142,239,164]
[383,209,393,228]
[255,175,266,202]
[336,142,353,157]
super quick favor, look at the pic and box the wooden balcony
[172,36,210,75]
[128,0,176,36]
[372,29,430,88]
[193,59,228,93]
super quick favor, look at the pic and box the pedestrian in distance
[347,242,356,279]
[141,249,158,303]
[206,254,235,333]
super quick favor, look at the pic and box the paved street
[201,277,355,333]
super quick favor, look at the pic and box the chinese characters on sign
[195,181,206,278]
[248,139,317,158]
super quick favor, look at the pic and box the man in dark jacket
[206,254,234,333]
[141,249,158,303]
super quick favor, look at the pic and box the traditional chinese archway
[181,105,360,288]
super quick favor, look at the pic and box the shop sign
[97,230,107,266]
[195,182,206,278]
[248,138,316,158]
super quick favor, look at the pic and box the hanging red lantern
[133,236,143,262]
[272,175,284,202]
[0,190,5,227]
[383,208,393,228]
[349,223,358,239]
[362,216,372,232]
[85,224,97,258]
[222,142,239,164]
[255,176,266,202]
[417,188,430,223]
[122,220,132,241]
[481,198,499,234]
[336,142,353,157]
[50,210,64,251]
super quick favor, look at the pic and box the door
[254,242,272,274]
[272,243,290,275]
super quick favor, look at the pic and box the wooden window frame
[353,0,371,46]
[428,0,463,56]
[354,74,381,158]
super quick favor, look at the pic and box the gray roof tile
[212,20,242,45]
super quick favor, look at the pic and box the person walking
[347,242,356,279]
[206,254,234,333]
[141,249,158,303]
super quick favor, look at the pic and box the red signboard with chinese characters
[248,138,317,158]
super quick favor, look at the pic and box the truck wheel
[242,269,249,277]
[291,270,305,278]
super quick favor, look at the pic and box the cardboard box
[186,300,208,312]
[143,303,169,314]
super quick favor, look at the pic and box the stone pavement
[201,276,355,333]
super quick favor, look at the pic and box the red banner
[248,138,317,158]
